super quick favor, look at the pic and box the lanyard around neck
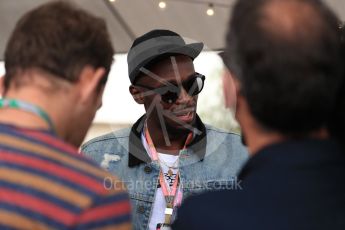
[144,122,193,161]
[0,98,56,134]
[144,122,193,224]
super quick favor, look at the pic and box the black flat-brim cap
[127,29,204,84]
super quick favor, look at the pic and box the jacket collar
[128,114,207,167]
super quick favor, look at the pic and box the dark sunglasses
[135,73,205,104]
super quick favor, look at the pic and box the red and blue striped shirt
[0,123,131,230]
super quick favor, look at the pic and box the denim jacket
[81,115,248,230]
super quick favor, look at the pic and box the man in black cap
[82,29,248,230]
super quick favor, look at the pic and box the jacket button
[144,165,152,174]
[137,205,145,214]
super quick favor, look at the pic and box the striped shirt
[0,123,131,230]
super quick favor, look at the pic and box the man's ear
[232,76,243,97]
[222,69,237,109]
[129,85,145,104]
[78,66,106,105]
[0,76,4,96]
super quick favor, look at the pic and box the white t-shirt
[141,134,183,230]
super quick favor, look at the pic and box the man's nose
[176,87,193,104]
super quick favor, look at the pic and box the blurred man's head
[128,30,204,134]
[225,0,343,151]
[3,1,114,146]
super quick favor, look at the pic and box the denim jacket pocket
[129,192,154,230]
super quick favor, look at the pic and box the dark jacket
[173,139,345,230]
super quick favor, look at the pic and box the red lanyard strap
[144,125,180,198]
[144,123,193,224]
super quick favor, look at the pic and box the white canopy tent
[1,0,345,59]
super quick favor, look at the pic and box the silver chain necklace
[158,155,179,177]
